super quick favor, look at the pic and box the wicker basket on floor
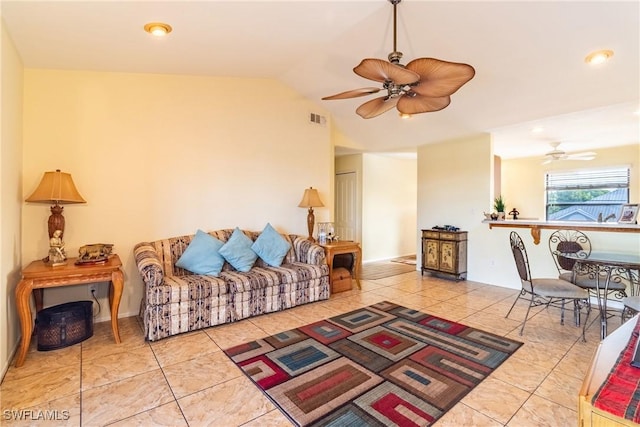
[36,301,93,351]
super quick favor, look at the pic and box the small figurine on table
[47,229,67,266]
[508,208,520,220]
[77,243,114,264]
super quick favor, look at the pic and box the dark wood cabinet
[421,230,467,280]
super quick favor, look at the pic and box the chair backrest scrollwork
[549,229,592,273]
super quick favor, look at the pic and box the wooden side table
[321,241,362,293]
[14,255,124,367]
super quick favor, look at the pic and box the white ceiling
[2,0,638,159]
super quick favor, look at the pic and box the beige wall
[332,128,365,152]
[22,69,333,324]
[1,20,24,376]
[362,154,417,261]
[417,134,495,283]
[336,153,417,262]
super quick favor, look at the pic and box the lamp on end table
[26,170,86,264]
[298,187,324,241]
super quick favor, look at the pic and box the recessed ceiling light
[585,49,614,65]
[144,22,172,37]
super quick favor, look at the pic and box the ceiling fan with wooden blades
[542,141,597,164]
[322,0,475,119]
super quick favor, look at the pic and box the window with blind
[545,167,630,222]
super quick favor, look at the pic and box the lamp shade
[298,187,324,208]
[26,170,86,204]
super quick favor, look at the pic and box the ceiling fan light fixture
[399,112,412,119]
[144,22,172,37]
[585,49,613,65]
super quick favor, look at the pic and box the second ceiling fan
[542,142,597,164]
[322,0,475,119]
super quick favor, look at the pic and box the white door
[335,172,357,242]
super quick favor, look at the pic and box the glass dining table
[568,252,640,340]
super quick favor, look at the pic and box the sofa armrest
[292,236,327,265]
[133,242,165,287]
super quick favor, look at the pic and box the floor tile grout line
[149,343,191,427]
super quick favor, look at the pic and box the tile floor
[0,270,621,426]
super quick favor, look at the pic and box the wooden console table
[321,241,362,292]
[14,255,124,367]
[484,220,640,245]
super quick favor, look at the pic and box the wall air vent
[309,112,327,126]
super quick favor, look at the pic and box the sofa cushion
[219,227,258,272]
[251,223,292,267]
[220,262,329,292]
[175,230,225,276]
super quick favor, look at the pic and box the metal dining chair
[507,231,591,340]
[548,229,627,297]
[621,268,640,323]
[622,297,640,322]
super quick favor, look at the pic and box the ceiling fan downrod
[388,0,403,65]
[385,0,408,98]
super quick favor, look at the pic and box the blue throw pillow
[175,230,225,276]
[252,223,292,267]
[219,228,258,272]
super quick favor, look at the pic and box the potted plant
[494,195,506,220]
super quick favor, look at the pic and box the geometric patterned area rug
[224,301,523,426]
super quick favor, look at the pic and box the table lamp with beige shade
[25,170,86,263]
[298,187,324,241]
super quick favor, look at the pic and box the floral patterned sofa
[134,228,329,341]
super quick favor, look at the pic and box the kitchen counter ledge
[483,220,640,244]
